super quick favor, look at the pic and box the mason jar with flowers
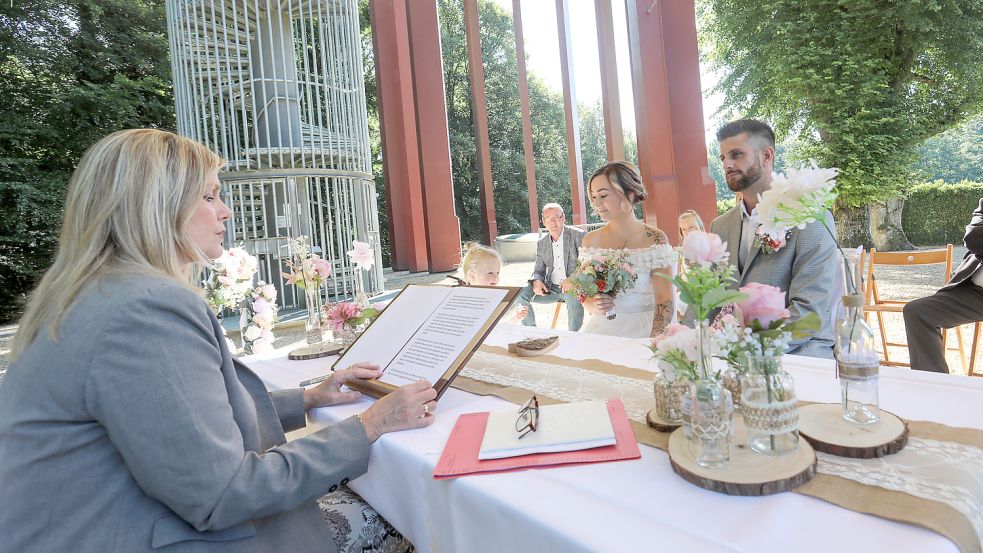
[324,301,382,347]
[282,235,333,346]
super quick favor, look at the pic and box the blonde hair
[678,209,705,238]
[459,242,501,284]
[11,129,225,361]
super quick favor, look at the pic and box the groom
[518,203,585,330]
[711,119,839,358]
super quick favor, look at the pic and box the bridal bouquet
[564,253,637,319]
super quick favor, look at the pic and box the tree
[912,114,983,184]
[700,0,983,248]
[0,0,174,321]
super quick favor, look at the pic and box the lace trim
[580,244,675,271]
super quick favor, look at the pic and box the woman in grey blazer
[0,129,437,553]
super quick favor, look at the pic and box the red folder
[433,398,641,479]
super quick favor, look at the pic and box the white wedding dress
[578,245,675,339]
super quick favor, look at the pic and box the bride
[577,161,674,339]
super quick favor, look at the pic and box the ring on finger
[423,403,430,417]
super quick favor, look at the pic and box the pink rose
[735,283,790,327]
[312,258,332,279]
[680,231,728,266]
[252,298,272,316]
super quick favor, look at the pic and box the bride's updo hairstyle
[588,161,648,207]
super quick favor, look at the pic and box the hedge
[717,197,736,215]
[902,181,983,246]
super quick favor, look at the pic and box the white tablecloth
[246,324,983,553]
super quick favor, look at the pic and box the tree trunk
[869,198,913,251]
[833,201,872,250]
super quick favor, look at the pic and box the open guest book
[331,284,520,399]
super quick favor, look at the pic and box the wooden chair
[864,245,980,372]
[551,303,563,329]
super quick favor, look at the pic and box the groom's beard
[726,161,763,193]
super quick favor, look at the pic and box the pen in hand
[299,374,330,387]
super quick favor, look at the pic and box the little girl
[458,243,528,321]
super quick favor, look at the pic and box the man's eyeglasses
[515,395,539,439]
[542,215,564,223]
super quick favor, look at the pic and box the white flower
[252,313,272,329]
[347,240,375,271]
[243,325,262,342]
[252,298,272,316]
[756,161,838,239]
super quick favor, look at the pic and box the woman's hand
[358,380,437,443]
[511,305,529,322]
[303,362,382,410]
[588,293,615,315]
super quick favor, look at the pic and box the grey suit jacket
[529,226,586,285]
[0,274,369,553]
[711,207,839,358]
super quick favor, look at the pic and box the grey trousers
[902,282,983,372]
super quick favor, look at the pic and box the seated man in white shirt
[903,198,983,372]
[517,203,585,330]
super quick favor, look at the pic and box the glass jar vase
[741,355,799,455]
[835,250,880,424]
[653,374,689,425]
[690,379,733,469]
[304,285,325,346]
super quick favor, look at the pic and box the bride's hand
[592,293,614,314]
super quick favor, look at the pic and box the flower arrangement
[239,281,279,354]
[712,283,820,374]
[347,240,375,271]
[203,247,258,312]
[324,301,382,332]
[650,323,721,383]
[282,235,332,290]
[754,161,838,257]
[563,253,637,319]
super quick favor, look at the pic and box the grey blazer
[0,274,369,553]
[529,226,586,285]
[711,207,839,358]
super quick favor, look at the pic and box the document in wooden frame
[331,284,520,400]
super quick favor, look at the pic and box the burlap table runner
[452,345,983,553]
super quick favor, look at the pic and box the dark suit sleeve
[84,284,370,532]
[963,198,983,257]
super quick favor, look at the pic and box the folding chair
[864,244,980,372]
[551,303,563,329]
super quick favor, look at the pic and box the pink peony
[680,231,728,267]
[325,302,362,332]
[735,283,790,327]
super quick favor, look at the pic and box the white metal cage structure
[166,0,383,309]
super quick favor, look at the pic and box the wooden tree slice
[646,409,682,433]
[799,403,908,459]
[668,418,817,496]
[288,341,345,360]
[507,336,559,357]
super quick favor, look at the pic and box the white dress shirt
[738,200,759,271]
[550,232,567,286]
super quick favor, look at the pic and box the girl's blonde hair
[459,242,501,284]
[677,209,705,237]
[11,129,225,361]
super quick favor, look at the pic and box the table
[247,324,983,553]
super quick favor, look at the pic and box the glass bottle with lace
[834,251,879,424]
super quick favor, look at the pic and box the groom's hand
[532,280,548,296]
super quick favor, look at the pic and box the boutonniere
[753,225,791,255]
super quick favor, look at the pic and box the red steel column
[512,0,540,232]
[626,0,676,231]
[661,0,716,233]
[555,0,587,225]
[370,0,429,271]
[595,0,625,162]
[463,0,498,245]
[406,0,462,272]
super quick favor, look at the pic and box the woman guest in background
[0,129,437,553]
[578,161,675,338]
[458,243,528,321]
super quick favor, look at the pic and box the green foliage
[901,181,983,246]
[0,0,174,321]
[913,114,983,184]
[700,0,983,208]
[717,197,736,215]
